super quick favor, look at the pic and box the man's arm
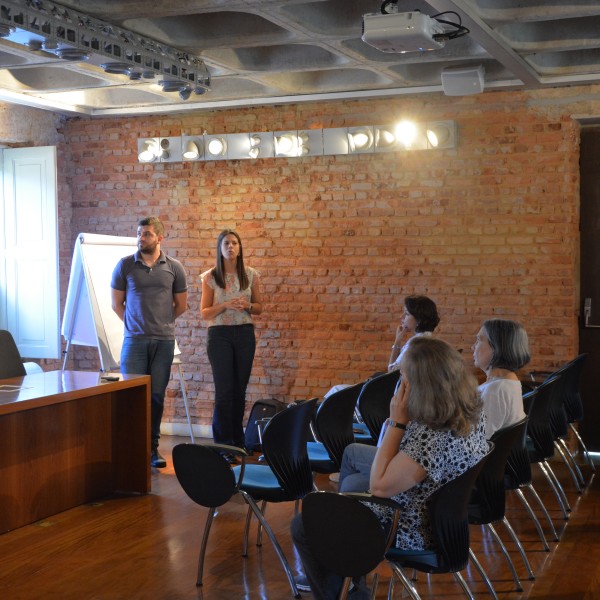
[173,290,188,319]
[111,288,126,321]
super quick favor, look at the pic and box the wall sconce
[425,121,457,149]
[205,136,228,160]
[137,120,457,163]
[182,136,203,160]
[348,127,375,153]
[138,138,160,162]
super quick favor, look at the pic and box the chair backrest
[313,381,365,469]
[428,446,492,572]
[557,353,587,423]
[524,375,562,459]
[357,370,400,441]
[0,330,27,379]
[302,491,389,578]
[505,393,535,489]
[471,418,529,523]
[262,398,318,499]
[173,443,238,508]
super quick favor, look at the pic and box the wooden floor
[0,435,598,600]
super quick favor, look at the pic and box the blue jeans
[207,324,256,447]
[120,337,175,448]
[339,443,378,493]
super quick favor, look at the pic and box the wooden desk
[0,370,150,533]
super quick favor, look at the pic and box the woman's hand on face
[394,324,407,345]
[390,378,410,423]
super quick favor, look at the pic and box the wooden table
[0,370,151,533]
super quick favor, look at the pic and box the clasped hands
[227,296,250,312]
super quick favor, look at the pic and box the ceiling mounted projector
[362,11,445,53]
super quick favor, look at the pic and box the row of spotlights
[137,121,456,163]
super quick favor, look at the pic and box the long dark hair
[212,229,249,290]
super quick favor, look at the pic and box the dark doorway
[579,126,600,451]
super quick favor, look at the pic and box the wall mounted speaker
[441,65,485,96]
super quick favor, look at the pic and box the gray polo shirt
[111,250,187,339]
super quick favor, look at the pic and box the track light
[207,137,227,157]
[138,139,160,162]
[183,140,200,160]
[137,121,456,163]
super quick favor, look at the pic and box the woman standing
[201,230,263,455]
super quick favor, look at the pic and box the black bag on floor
[244,398,287,453]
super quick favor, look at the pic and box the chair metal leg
[486,523,523,591]
[502,516,535,580]
[242,504,253,556]
[555,438,585,489]
[256,499,267,546]
[569,422,596,472]
[239,491,301,599]
[468,547,499,600]
[513,488,552,548]
[537,461,570,518]
[453,571,476,600]
[196,508,217,586]
[387,564,422,600]
[522,483,559,541]
[369,572,379,599]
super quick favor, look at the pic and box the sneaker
[329,472,340,483]
[295,575,311,592]
[151,449,167,468]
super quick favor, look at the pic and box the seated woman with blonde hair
[291,337,488,600]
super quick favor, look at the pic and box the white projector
[362,11,445,53]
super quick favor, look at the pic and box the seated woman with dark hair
[472,318,530,438]
[291,337,489,600]
[387,294,440,371]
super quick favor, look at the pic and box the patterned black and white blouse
[369,412,488,550]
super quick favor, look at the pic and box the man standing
[111,217,188,468]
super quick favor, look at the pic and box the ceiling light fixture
[348,127,375,153]
[0,0,210,94]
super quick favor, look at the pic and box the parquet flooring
[0,436,598,599]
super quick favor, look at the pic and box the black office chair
[504,390,559,549]
[0,329,27,379]
[232,398,318,599]
[307,381,365,476]
[469,418,535,593]
[560,354,595,472]
[301,491,400,599]
[356,370,400,442]
[385,447,493,600]
[524,375,571,519]
[172,442,248,588]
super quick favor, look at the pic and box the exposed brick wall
[4,84,591,430]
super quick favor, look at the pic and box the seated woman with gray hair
[472,318,531,438]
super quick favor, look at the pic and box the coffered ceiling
[0,0,599,117]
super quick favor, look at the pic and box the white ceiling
[1,0,600,117]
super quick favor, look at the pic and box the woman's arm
[248,274,263,315]
[369,379,427,497]
[200,276,242,320]
[388,324,406,370]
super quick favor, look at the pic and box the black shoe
[151,449,166,468]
